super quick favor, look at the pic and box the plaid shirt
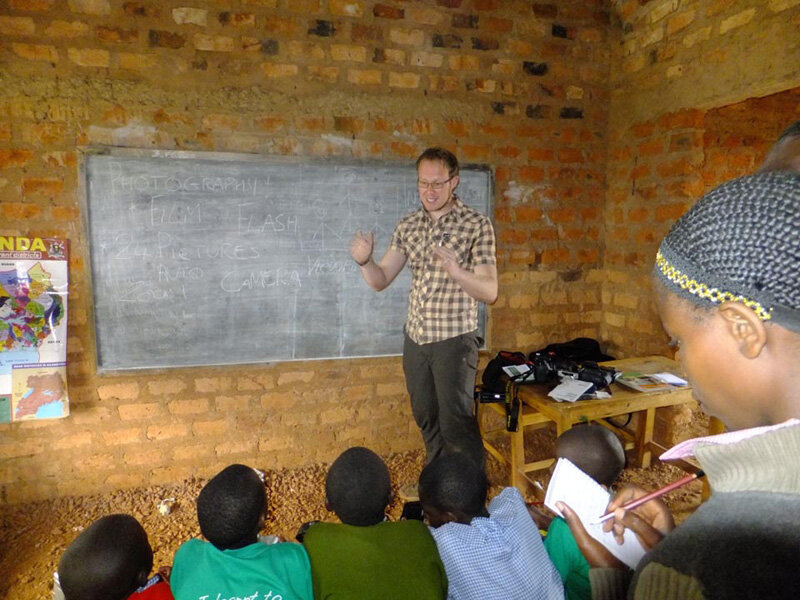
[428,487,564,600]
[390,195,496,344]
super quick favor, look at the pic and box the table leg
[509,425,526,494]
[637,408,656,468]
[555,416,571,437]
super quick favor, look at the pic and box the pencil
[595,469,705,524]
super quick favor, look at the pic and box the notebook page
[544,458,647,569]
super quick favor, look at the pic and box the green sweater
[590,422,800,599]
[303,520,448,600]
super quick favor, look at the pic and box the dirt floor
[0,434,703,600]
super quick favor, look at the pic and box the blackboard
[82,150,493,371]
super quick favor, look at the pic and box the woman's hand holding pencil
[558,481,680,569]
[600,484,676,548]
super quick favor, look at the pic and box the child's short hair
[555,424,626,487]
[198,464,266,550]
[325,446,391,526]
[418,452,487,519]
[58,514,153,600]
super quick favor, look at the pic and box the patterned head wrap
[654,172,800,333]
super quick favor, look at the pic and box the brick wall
[602,0,800,441]
[2,0,799,503]
[0,1,610,502]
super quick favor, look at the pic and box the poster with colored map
[0,236,69,422]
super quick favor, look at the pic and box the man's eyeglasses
[417,176,454,190]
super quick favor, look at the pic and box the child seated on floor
[542,424,627,600]
[301,446,448,600]
[419,452,564,600]
[55,513,174,600]
[170,463,312,600]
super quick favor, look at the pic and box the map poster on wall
[0,236,69,423]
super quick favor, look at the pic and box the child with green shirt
[171,463,313,600]
[543,424,626,600]
[302,446,448,600]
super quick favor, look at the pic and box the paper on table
[544,458,647,569]
[547,379,594,402]
[651,372,688,386]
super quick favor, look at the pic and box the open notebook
[544,458,647,569]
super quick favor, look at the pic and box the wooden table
[479,355,696,494]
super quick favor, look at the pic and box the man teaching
[349,147,498,476]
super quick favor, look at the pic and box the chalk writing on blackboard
[83,150,492,371]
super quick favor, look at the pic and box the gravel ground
[0,440,702,600]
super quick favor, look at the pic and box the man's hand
[432,245,460,277]
[557,502,627,569]
[350,230,374,265]
[603,485,675,550]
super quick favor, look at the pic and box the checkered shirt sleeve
[390,197,496,344]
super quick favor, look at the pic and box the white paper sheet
[547,379,594,402]
[652,372,688,386]
[544,458,647,569]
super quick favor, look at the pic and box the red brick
[638,139,664,156]
[628,207,649,222]
[12,43,58,62]
[22,177,63,196]
[96,26,138,43]
[497,146,521,158]
[485,17,512,33]
[636,228,659,244]
[558,148,583,163]
[541,247,569,264]
[148,30,185,49]
[202,114,241,130]
[658,108,705,130]
[499,228,527,244]
[51,206,80,221]
[351,24,381,42]
[219,12,256,26]
[514,206,542,223]
[10,0,54,9]
[347,69,381,85]
[124,2,160,17]
[444,120,468,137]
[297,117,326,131]
[577,248,599,263]
[655,202,689,221]
[461,143,490,161]
[479,123,505,136]
[631,122,656,138]
[254,116,285,132]
[334,116,365,134]
[630,164,650,179]
[1,203,42,219]
[390,141,418,157]
[263,17,299,35]
[0,149,34,168]
[519,166,544,182]
[374,3,403,18]
[528,147,554,161]
[549,207,575,223]
[530,228,558,241]
[656,158,696,178]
